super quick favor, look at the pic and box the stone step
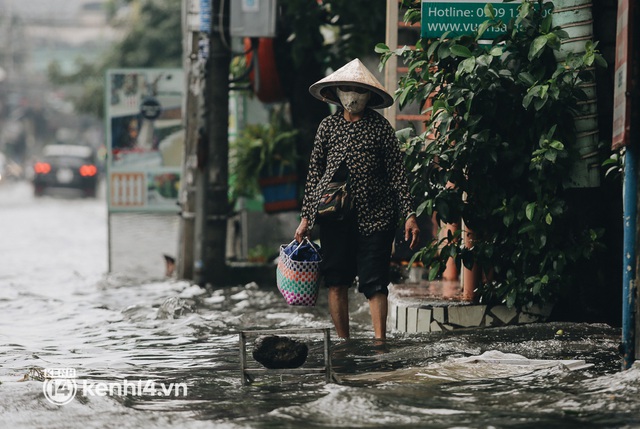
[388,280,553,333]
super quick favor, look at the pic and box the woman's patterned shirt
[301,108,415,235]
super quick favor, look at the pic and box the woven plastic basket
[276,240,322,306]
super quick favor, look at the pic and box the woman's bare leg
[368,292,388,339]
[328,286,349,339]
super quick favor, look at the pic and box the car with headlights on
[33,144,99,197]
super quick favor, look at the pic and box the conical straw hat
[309,58,394,109]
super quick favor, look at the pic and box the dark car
[33,145,99,198]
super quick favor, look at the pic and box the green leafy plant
[230,109,299,199]
[247,244,276,263]
[377,0,606,308]
[603,147,624,180]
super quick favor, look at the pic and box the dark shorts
[318,217,395,299]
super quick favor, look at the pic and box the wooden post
[383,0,398,128]
[462,223,478,302]
[441,222,459,281]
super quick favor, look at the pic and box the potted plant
[230,108,299,213]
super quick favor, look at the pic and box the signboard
[229,0,276,38]
[106,69,184,212]
[200,0,211,33]
[612,0,633,149]
[421,0,549,39]
[422,0,517,39]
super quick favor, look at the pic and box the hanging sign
[106,68,184,212]
[612,0,634,149]
[421,0,550,39]
[422,0,518,39]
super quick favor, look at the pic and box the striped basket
[276,240,322,306]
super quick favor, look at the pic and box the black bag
[316,181,353,221]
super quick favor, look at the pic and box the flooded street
[1,180,639,429]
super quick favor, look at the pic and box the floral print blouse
[301,108,415,235]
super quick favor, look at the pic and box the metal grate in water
[239,328,334,385]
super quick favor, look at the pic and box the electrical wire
[218,0,231,51]
[215,0,255,57]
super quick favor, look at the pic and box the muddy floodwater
[0,181,638,429]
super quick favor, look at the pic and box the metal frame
[384,1,430,132]
[384,0,399,129]
[239,328,333,385]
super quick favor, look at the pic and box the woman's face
[336,85,370,114]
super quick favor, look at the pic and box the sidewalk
[225,262,553,334]
[388,279,553,334]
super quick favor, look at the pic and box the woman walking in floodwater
[294,58,420,340]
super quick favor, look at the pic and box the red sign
[612,0,634,149]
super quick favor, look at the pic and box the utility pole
[177,8,200,280]
[614,0,639,369]
[630,0,640,366]
[198,0,230,286]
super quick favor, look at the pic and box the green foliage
[106,0,182,68]
[247,244,277,263]
[50,0,385,123]
[382,0,607,308]
[278,0,386,70]
[603,147,625,180]
[48,0,182,118]
[230,109,298,199]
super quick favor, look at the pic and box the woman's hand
[405,215,420,250]
[294,218,310,243]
